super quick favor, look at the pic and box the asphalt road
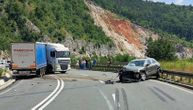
[0,69,193,110]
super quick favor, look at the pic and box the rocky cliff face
[85,1,159,58]
[62,36,119,56]
[176,44,193,59]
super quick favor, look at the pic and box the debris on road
[105,80,115,84]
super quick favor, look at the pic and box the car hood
[124,65,145,73]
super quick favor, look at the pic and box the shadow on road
[13,75,37,80]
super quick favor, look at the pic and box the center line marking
[31,76,64,110]
[39,78,64,110]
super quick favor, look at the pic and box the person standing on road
[85,59,88,69]
[89,60,93,70]
[79,59,82,69]
[83,60,86,69]
[93,59,96,67]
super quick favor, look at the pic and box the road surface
[0,69,193,110]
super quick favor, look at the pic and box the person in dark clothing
[85,60,88,69]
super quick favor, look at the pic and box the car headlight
[122,67,126,71]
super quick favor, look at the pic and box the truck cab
[46,43,71,73]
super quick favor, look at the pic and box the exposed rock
[25,19,41,33]
[0,50,9,59]
[85,1,158,58]
[43,35,51,42]
[175,44,193,59]
[62,36,118,56]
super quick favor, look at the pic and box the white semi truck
[46,43,71,73]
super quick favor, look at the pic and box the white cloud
[147,0,190,5]
[175,0,184,5]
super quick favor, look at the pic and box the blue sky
[149,0,193,5]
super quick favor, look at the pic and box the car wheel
[155,68,161,79]
[140,72,147,81]
[119,75,123,82]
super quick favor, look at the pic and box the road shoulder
[0,71,16,91]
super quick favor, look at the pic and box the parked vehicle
[119,58,161,82]
[46,43,71,73]
[0,62,5,69]
[11,43,47,76]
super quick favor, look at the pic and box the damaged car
[119,58,161,82]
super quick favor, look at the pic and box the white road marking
[99,80,105,84]
[39,78,64,110]
[98,89,114,110]
[0,80,23,95]
[80,74,89,77]
[150,80,193,95]
[31,76,61,110]
[112,93,116,104]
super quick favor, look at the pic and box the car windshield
[56,51,70,58]
[129,60,145,67]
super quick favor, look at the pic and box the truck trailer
[11,43,47,76]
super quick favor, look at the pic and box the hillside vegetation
[92,0,193,43]
[0,0,112,50]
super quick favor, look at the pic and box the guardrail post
[180,76,183,82]
[188,78,191,85]
[171,75,175,81]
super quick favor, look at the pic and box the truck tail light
[30,63,36,68]
[12,64,19,68]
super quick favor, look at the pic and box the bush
[146,37,176,61]
[0,69,4,77]
[113,54,135,62]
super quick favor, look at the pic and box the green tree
[146,38,176,60]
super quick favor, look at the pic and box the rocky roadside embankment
[0,70,15,91]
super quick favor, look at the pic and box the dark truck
[11,43,47,76]
[119,58,161,82]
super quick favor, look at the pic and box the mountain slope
[0,0,113,50]
[92,0,193,41]
[86,1,158,57]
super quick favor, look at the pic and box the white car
[0,62,6,69]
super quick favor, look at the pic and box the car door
[150,59,159,75]
[145,59,152,75]
[146,59,155,76]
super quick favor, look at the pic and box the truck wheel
[46,65,53,74]
[155,69,161,79]
[119,75,123,82]
[36,69,40,77]
[140,72,147,81]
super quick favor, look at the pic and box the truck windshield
[56,51,70,58]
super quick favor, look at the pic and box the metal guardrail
[161,70,193,87]
[71,64,193,87]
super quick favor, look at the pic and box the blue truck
[11,43,47,76]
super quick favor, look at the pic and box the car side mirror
[145,64,150,67]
